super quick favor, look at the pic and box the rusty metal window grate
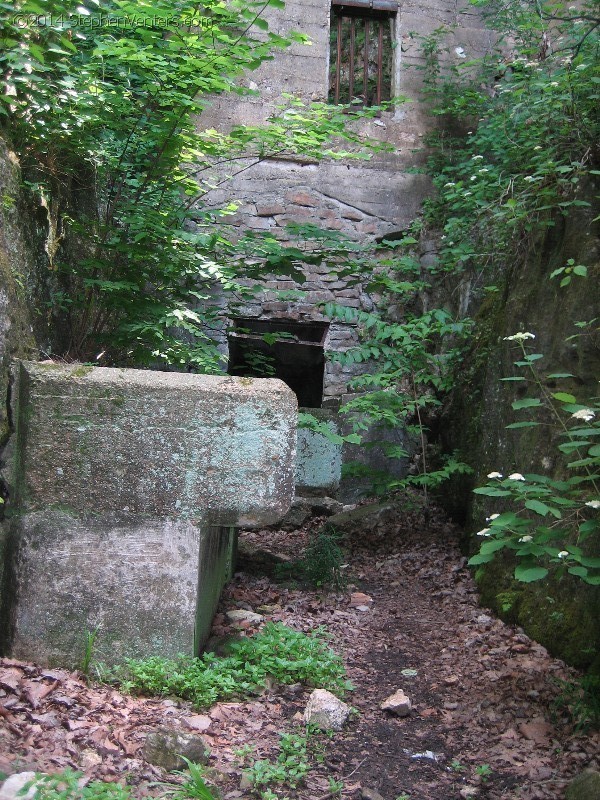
[329,0,397,107]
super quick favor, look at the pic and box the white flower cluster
[571,408,595,422]
[503,332,535,341]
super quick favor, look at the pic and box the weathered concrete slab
[8,511,220,666]
[8,362,297,526]
[296,409,341,493]
[2,362,297,666]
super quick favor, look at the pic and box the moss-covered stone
[477,552,600,668]
[565,770,600,800]
[442,184,600,669]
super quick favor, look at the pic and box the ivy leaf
[468,553,495,565]
[512,398,542,410]
[524,499,551,517]
[480,539,507,554]
[568,566,588,578]
[473,487,513,497]
[552,392,577,403]
[514,565,549,583]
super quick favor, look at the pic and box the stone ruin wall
[198,0,496,407]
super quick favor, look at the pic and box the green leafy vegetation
[552,673,600,731]
[80,627,100,678]
[114,622,351,707]
[24,771,133,800]
[22,763,221,800]
[468,331,600,584]
[276,524,348,589]
[166,758,220,800]
[236,730,314,797]
[475,763,492,783]
[418,2,599,283]
[1,0,388,369]
[410,0,599,579]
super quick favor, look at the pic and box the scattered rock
[202,634,244,657]
[235,539,290,577]
[360,788,385,800]
[240,773,253,791]
[80,749,103,770]
[380,689,412,717]
[325,503,394,536]
[308,497,344,516]
[0,773,39,800]
[226,609,264,625]
[303,688,351,731]
[183,714,212,732]
[350,592,373,608]
[459,787,480,799]
[144,727,210,771]
[277,497,313,531]
[565,770,600,800]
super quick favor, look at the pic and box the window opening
[329,0,397,107]
[227,318,329,408]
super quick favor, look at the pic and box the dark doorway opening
[227,318,329,408]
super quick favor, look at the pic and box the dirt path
[0,503,598,799]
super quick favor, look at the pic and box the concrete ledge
[8,362,297,526]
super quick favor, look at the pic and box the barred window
[329,0,398,107]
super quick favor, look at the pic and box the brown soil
[1,503,598,800]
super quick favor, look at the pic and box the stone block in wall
[285,190,319,207]
[256,204,285,216]
[3,362,297,665]
[296,409,342,494]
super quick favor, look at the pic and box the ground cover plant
[113,622,351,708]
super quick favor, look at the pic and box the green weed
[301,526,347,590]
[115,622,351,708]
[475,764,492,783]
[237,729,331,797]
[552,674,600,731]
[277,526,347,590]
[167,757,219,800]
[80,627,100,678]
[24,771,131,800]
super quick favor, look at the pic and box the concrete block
[296,410,342,494]
[8,362,297,526]
[8,511,230,666]
[3,362,298,666]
